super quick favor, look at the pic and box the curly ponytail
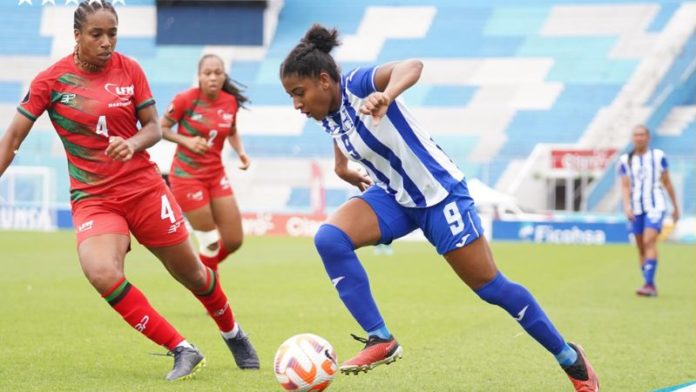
[280,24,341,82]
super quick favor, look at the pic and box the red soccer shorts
[72,182,189,247]
[169,171,234,212]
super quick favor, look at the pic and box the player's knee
[83,265,123,294]
[179,263,209,290]
[314,224,354,259]
[222,237,243,254]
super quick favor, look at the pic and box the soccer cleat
[563,343,599,392]
[339,334,403,375]
[223,326,260,369]
[165,345,206,381]
[636,284,657,297]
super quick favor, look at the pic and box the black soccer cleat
[165,345,206,381]
[223,326,260,369]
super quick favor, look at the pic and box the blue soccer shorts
[631,210,665,235]
[356,180,485,255]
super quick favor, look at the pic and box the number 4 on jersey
[96,115,109,137]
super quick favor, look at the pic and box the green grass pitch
[0,231,694,391]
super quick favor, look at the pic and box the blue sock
[643,259,657,286]
[314,224,386,334]
[367,325,391,340]
[475,272,570,362]
[554,343,578,367]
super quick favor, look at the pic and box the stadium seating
[0,0,692,214]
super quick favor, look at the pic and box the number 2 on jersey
[96,115,109,137]
[207,130,218,147]
[443,201,464,235]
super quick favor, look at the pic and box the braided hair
[74,0,118,31]
[280,24,341,82]
[198,54,249,108]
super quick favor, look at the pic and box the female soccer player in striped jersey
[0,0,258,380]
[161,54,250,273]
[280,24,599,391]
[618,125,680,297]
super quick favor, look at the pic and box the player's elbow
[408,59,423,79]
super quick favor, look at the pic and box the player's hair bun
[302,24,340,53]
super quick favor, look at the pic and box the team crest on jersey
[217,109,234,127]
[326,107,355,135]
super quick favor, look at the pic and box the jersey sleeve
[345,66,379,98]
[617,156,628,176]
[126,58,156,111]
[164,92,189,123]
[17,71,52,121]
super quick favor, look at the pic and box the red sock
[216,242,231,265]
[199,253,218,272]
[103,277,184,350]
[193,267,235,332]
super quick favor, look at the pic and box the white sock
[220,323,240,339]
[176,339,194,349]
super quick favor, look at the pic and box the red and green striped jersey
[18,52,161,203]
[165,87,239,180]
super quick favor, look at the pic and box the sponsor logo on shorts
[220,176,231,189]
[78,219,94,233]
[187,190,204,201]
[168,221,183,234]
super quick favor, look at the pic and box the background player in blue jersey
[279,25,599,391]
[618,125,680,297]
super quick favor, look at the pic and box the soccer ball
[273,333,338,391]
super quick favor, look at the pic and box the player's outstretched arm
[0,113,34,177]
[333,141,372,191]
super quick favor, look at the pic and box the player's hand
[185,136,209,155]
[340,168,372,192]
[624,205,634,221]
[106,136,135,162]
[672,208,680,224]
[359,92,391,126]
[238,153,251,170]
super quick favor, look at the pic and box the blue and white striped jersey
[321,66,465,208]
[618,148,669,214]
